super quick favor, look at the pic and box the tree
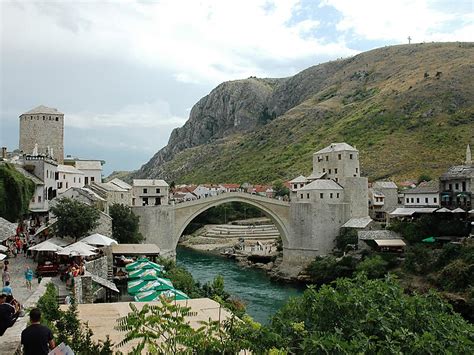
[336,228,358,250]
[268,274,474,354]
[356,255,388,279]
[50,197,100,240]
[109,203,143,244]
[273,180,289,198]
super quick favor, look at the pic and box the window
[330,193,333,198]
[65,182,68,189]
[336,193,340,198]
[416,198,420,203]
[323,168,326,172]
[156,188,160,194]
[300,184,304,188]
[425,197,428,203]
[38,196,41,203]
[63,174,66,179]
[338,154,341,160]
[318,156,322,162]
[85,177,89,185]
[143,188,148,194]
[455,183,459,190]
[300,194,303,199]
[143,197,149,206]
[326,156,328,161]
[121,193,124,199]
[434,197,437,203]
[335,178,338,182]
[91,177,95,182]
[355,168,359,173]
[411,198,414,203]
[56,117,59,121]
[293,184,297,189]
[73,177,76,183]
[79,178,81,183]
[329,169,332,174]
[406,198,409,203]
[306,193,309,199]
[155,197,161,205]
[58,182,63,189]
[462,181,466,191]
[449,183,452,190]
[350,154,353,159]
[320,193,324,198]
[335,168,338,174]
[42,115,45,119]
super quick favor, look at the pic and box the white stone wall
[404,192,440,207]
[132,185,169,206]
[313,150,360,181]
[79,168,102,185]
[57,171,84,194]
[19,113,64,163]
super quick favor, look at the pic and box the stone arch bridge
[133,192,327,269]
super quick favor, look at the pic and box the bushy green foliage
[266,274,474,354]
[0,163,35,222]
[356,255,388,279]
[306,256,356,285]
[336,228,358,250]
[109,203,143,243]
[272,180,289,198]
[403,245,434,274]
[50,197,100,240]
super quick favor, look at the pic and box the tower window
[326,156,329,161]
[56,117,59,121]
[356,168,358,173]
[434,197,437,203]
[143,188,148,194]
[300,194,303,199]
[425,197,428,203]
[329,169,331,174]
[320,193,324,198]
[350,154,353,159]
[306,193,309,199]
[337,193,340,198]
[335,168,338,174]
[323,168,325,172]
[330,193,333,198]
[338,154,341,160]
[42,115,45,119]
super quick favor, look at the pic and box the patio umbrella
[126,260,164,273]
[0,245,8,252]
[422,237,436,243]
[29,240,64,252]
[134,290,159,302]
[452,208,466,213]
[125,258,150,271]
[128,268,162,280]
[158,289,189,301]
[47,237,74,247]
[56,241,97,257]
[153,278,174,291]
[435,207,452,213]
[81,233,118,246]
[128,279,159,295]
[0,253,7,261]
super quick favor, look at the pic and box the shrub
[356,255,388,279]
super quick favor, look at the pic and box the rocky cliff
[132,42,474,184]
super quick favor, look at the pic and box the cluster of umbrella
[27,233,118,256]
[126,258,189,302]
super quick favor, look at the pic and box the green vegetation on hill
[0,163,35,222]
[135,42,474,184]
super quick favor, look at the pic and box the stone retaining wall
[85,255,108,279]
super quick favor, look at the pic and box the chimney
[1,147,6,159]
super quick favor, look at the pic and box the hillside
[133,42,474,184]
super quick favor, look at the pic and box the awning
[374,239,406,247]
[111,244,160,256]
[436,207,452,213]
[452,208,466,213]
[84,271,119,293]
[389,207,438,216]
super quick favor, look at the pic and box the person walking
[2,281,12,296]
[2,267,10,287]
[0,294,15,336]
[21,308,55,354]
[25,267,33,290]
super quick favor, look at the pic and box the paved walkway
[2,253,39,304]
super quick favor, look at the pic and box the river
[176,246,304,324]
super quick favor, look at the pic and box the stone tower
[19,105,64,163]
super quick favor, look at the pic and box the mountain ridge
[131,42,474,184]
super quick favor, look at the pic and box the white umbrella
[451,208,466,213]
[468,209,474,214]
[57,241,97,257]
[0,253,6,261]
[81,233,118,246]
[435,207,452,213]
[0,245,8,252]
[29,240,64,252]
[47,237,74,247]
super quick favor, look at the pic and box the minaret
[466,144,472,165]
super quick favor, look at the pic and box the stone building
[369,181,399,220]
[439,145,473,210]
[403,180,440,208]
[64,157,104,185]
[19,105,64,163]
[90,179,133,214]
[132,179,169,206]
[57,164,85,194]
[289,142,370,256]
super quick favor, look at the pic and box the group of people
[63,261,86,287]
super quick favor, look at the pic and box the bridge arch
[173,193,291,252]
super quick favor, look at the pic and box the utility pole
[408,36,412,44]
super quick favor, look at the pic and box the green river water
[176,246,303,324]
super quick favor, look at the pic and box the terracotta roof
[221,183,240,189]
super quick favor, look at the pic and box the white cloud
[67,101,186,129]
[2,0,357,86]
[320,0,473,43]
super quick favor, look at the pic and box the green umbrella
[128,268,162,280]
[422,237,436,243]
[125,258,150,271]
[126,260,164,273]
[158,289,189,301]
[128,279,157,295]
[154,278,174,291]
[134,290,159,302]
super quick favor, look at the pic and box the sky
[1,0,472,175]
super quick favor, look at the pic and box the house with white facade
[60,186,107,212]
[57,164,84,194]
[68,159,104,185]
[369,181,399,221]
[220,184,241,192]
[289,175,307,193]
[403,180,440,208]
[132,179,169,206]
[193,184,223,199]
